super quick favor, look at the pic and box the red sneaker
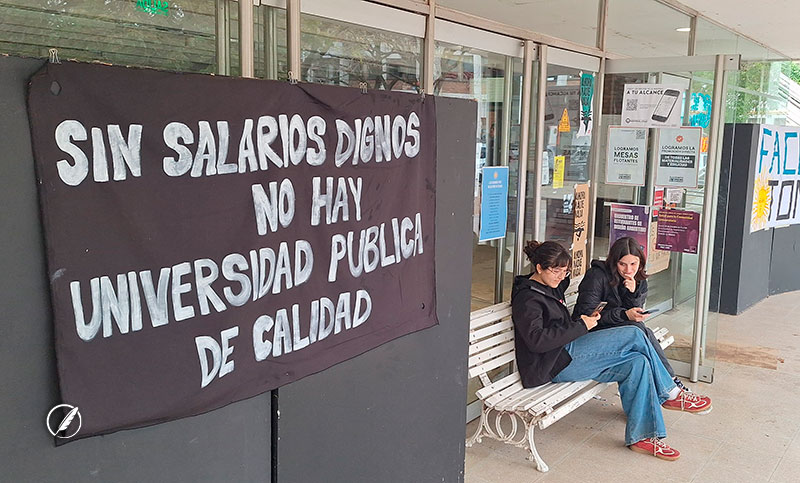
[662,390,712,414]
[629,437,681,461]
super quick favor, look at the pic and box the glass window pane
[435,41,519,312]
[254,5,288,80]
[300,14,422,91]
[503,59,525,301]
[0,0,221,74]
[694,18,778,62]
[607,0,691,57]
[437,0,599,48]
[530,65,595,270]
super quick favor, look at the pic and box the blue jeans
[551,326,677,445]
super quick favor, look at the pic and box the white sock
[667,386,682,400]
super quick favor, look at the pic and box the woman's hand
[625,307,648,322]
[580,313,600,330]
[623,277,636,293]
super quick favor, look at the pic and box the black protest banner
[28,62,437,439]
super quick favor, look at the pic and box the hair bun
[523,240,542,259]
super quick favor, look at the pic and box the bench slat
[496,381,581,413]
[470,319,513,343]
[475,371,521,399]
[468,351,515,379]
[469,331,514,356]
[469,305,514,330]
[523,380,595,412]
[468,340,514,368]
[485,381,526,407]
[493,381,582,412]
[537,382,610,429]
[494,386,544,411]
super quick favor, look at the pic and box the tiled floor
[464,291,800,483]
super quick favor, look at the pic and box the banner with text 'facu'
[28,62,437,439]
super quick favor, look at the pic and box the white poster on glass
[606,126,648,186]
[655,127,702,188]
[621,84,684,128]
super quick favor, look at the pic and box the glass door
[598,55,739,382]
[522,47,600,294]
[434,22,525,311]
[433,21,530,421]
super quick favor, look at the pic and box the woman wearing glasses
[511,240,711,461]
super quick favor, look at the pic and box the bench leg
[465,405,488,447]
[525,422,549,473]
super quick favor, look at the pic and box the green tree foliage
[781,61,800,84]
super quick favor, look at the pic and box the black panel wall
[276,97,475,483]
[0,55,267,483]
[1,56,475,482]
[713,123,800,315]
[769,224,800,295]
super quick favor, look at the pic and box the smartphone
[641,308,660,315]
[590,301,607,316]
[651,89,681,123]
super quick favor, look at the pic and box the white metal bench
[465,301,674,472]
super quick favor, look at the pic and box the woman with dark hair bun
[512,239,711,461]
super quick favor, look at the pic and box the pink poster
[656,209,701,254]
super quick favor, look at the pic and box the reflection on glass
[254,5,287,80]
[595,69,725,376]
[435,42,521,311]
[0,0,220,73]
[438,43,524,408]
[300,15,421,92]
[538,66,595,261]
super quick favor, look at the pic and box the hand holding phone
[590,301,607,317]
[625,307,648,322]
[641,308,660,315]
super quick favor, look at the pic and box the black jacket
[572,259,648,329]
[511,274,588,388]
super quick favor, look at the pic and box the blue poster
[479,166,509,242]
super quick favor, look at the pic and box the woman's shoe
[673,376,691,392]
[662,390,712,414]
[629,437,681,461]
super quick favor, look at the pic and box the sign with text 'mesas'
[29,63,437,439]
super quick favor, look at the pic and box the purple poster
[609,203,650,259]
[656,209,701,254]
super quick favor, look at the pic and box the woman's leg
[552,326,677,445]
[638,323,676,377]
[600,321,677,377]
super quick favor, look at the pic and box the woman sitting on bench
[572,236,705,394]
[511,240,712,461]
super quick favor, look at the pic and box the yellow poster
[553,156,565,188]
[558,108,571,133]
